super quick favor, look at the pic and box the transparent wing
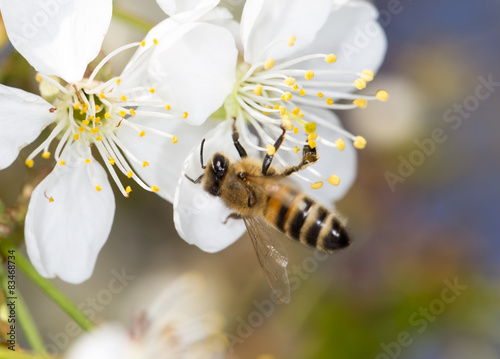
[243,216,291,303]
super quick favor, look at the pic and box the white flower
[0,0,236,283]
[65,274,226,359]
[172,0,388,252]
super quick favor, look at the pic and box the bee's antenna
[200,138,206,169]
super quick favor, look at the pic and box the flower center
[24,39,181,199]
[224,35,389,189]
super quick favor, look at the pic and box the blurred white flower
[65,274,226,359]
[172,0,388,252]
[0,0,235,283]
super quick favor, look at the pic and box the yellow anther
[82,119,90,125]
[293,127,299,134]
[95,185,102,192]
[41,151,51,159]
[264,58,275,70]
[85,158,91,164]
[152,186,159,192]
[273,105,280,110]
[353,98,367,108]
[326,97,334,105]
[299,89,306,96]
[294,146,300,153]
[328,175,341,186]
[141,40,146,47]
[304,122,316,134]
[325,54,337,63]
[142,161,149,168]
[183,112,189,119]
[130,108,136,115]
[310,181,323,190]
[35,74,42,82]
[376,90,389,101]
[109,158,115,165]
[74,133,79,140]
[308,133,318,141]
[94,117,101,124]
[266,144,276,156]
[172,136,178,143]
[25,159,34,168]
[104,112,111,119]
[90,128,99,134]
[288,35,296,46]
[284,77,296,86]
[49,197,54,203]
[354,78,367,90]
[78,126,85,133]
[308,140,317,149]
[99,92,106,99]
[335,138,345,151]
[317,92,324,98]
[127,171,133,178]
[153,38,158,45]
[353,136,367,149]
[361,69,374,81]
[96,135,102,141]
[120,95,127,101]
[73,102,81,110]
[126,186,132,194]
[149,87,155,93]
[299,112,304,118]
[139,131,146,137]
[253,84,263,96]
[292,107,300,116]
[165,104,171,110]
[282,92,292,101]
[304,70,315,80]
[281,115,293,130]
[116,78,121,85]
[119,110,126,117]
[292,84,299,91]
[59,160,66,166]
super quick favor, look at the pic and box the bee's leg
[262,126,286,175]
[280,143,318,177]
[232,118,248,158]
[185,173,204,184]
[223,212,242,224]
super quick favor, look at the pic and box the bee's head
[203,153,229,196]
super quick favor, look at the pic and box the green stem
[0,346,49,359]
[0,242,94,332]
[113,7,154,33]
[0,263,46,354]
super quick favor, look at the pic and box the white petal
[149,22,237,125]
[0,0,112,82]
[240,0,333,63]
[115,113,218,202]
[25,144,115,284]
[0,85,56,169]
[173,121,247,252]
[279,107,357,205]
[65,325,131,359]
[294,1,387,92]
[156,0,220,23]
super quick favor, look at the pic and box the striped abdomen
[263,186,350,252]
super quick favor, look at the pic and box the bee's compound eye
[211,154,228,177]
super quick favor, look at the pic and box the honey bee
[186,121,351,303]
